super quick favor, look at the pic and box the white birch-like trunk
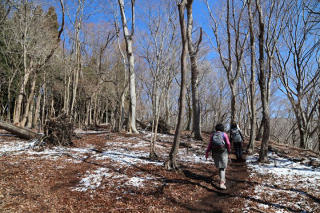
[118,0,138,133]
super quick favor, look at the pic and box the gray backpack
[230,128,242,143]
[211,132,226,153]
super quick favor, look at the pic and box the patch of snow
[73,168,112,192]
[74,129,108,134]
[125,177,145,187]
[95,149,163,166]
[140,130,174,139]
[245,152,320,212]
[247,153,320,182]
[0,140,36,155]
[178,151,211,164]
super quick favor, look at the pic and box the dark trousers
[233,142,243,160]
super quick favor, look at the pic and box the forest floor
[0,128,319,213]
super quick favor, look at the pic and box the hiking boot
[220,181,226,190]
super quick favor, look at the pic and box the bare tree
[275,0,320,149]
[117,0,138,133]
[246,0,257,153]
[255,0,269,162]
[138,0,179,159]
[72,1,82,117]
[165,0,188,170]
[186,0,203,140]
[206,0,248,125]
[11,0,64,127]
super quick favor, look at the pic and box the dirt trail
[0,131,254,212]
[186,158,250,213]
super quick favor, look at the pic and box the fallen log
[0,120,39,139]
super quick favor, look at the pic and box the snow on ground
[2,130,319,212]
[74,128,109,134]
[0,131,210,193]
[245,152,320,212]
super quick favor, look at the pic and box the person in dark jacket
[205,123,231,190]
[230,123,244,161]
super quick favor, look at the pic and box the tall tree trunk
[116,87,127,132]
[14,8,33,126]
[230,86,236,124]
[41,72,47,130]
[14,68,32,125]
[32,88,41,129]
[186,0,203,140]
[7,81,12,122]
[247,0,256,153]
[26,98,34,129]
[71,33,81,117]
[165,0,188,171]
[50,97,55,117]
[118,0,138,134]
[256,0,270,163]
[70,0,83,118]
[6,69,18,122]
[64,70,71,115]
[163,85,171,125]
[21,74,36,127]
[186,90,192,131]
[150,82,160,159]
[318,97,320,152]
[85,100,90,126]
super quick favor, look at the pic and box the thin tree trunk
[7,82,12,122]
[64,69,71,115]
[41,72,47,130]
[186,0,203,140]
[6,69,18,122]
[150,81,160,159]
[186,90,192,131]
[230,86,236,124]
[14,68,32,125]
[71,50,80,117]
[163,85,171,125]
[14,9,32,125]
[21,74,37,127]
[26,99,34,129]
[50,97,55,117]
[32,88,41,129]
[318,97,320,153]
[257,0,270,163]
[118,0,138,134]
[247,0,256,153]
[85,100,89,126]
[165,0,188,171]
[70,0,83,118]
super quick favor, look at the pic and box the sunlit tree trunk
[32,88,41,129]
[256,0,270,163]
[118,0,138,133]
[186,0,203,140]
[165,0,188,171]
[21,74,36,127]
[247,0,256,153]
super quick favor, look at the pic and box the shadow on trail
[180,160,305,213]
[59,148,313,213]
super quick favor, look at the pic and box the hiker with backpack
[229,123,244,161]
[205,123,231,190]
